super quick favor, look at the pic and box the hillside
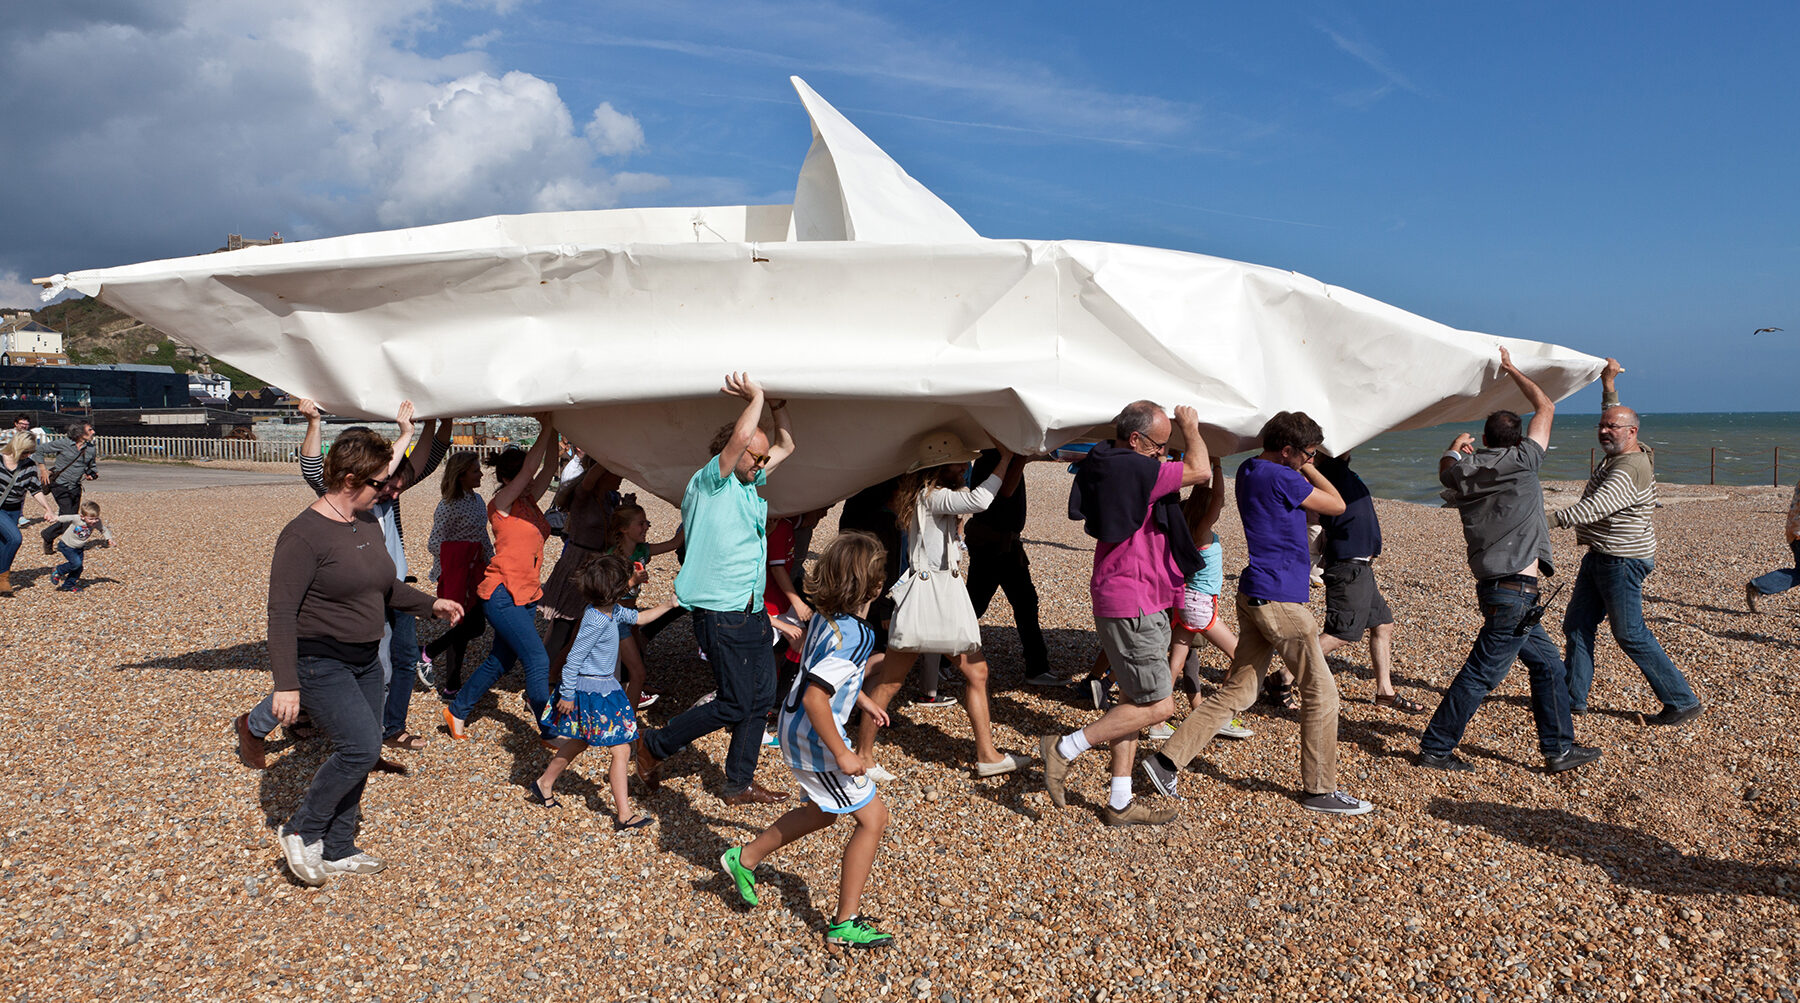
[30,296,266,389]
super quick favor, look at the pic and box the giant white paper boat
[41,77,1600,513]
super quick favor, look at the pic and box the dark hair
[64,421,86,439]
[708,422,735,458]
[809,531,886,616]
[1259,411,1324,453]
[577,553,635,609]
[322,428,391,492]
[485,446,527,484]
[10,414,28,426]
[1114,400,1163,441]
[1483,410,1523,448]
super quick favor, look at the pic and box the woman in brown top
[538,453,622,691]
[268,428,463,887]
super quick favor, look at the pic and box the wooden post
[1777,447,1783,487]
[1710,446,1716,485]
[1589,448,1595,473]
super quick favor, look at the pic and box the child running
[720,530,895,949]
[49,499,114,592]
[1155,459,1255,741]
[602,502,683,709]
[532,553,675,830]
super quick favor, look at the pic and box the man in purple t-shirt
[1040,400,1210,826]
[1143,411,1376,816]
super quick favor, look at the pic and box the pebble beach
[3,460,1796,1001]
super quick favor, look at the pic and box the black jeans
[285,654,384,860]
[966,539,1050,676]
[643,608,775,793]
[425,600,488,691]
[40,484,80,547]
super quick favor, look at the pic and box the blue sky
[2,1,1793,411]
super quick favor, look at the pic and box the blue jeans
[643,608,775,794]
[1562,552,1698,713]
[285,654,383,860]
[1748,540,1800,597]
[449,585,550,732]
[381,611,420,738]
[1421,580,1573,759]
[0,508,20,573]
[55,542,85,581]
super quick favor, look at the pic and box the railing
[92,436,512,464]
[1590,446,1790,486]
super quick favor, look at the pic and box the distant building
[0,362,186,411]
[189,371,232,401]
[0,313,70,367]
[222,232,283,252]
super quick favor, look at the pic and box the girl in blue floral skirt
[533,554,675,829]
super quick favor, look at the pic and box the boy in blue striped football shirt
[720,531,896,949]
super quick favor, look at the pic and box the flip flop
[614,812,655,831]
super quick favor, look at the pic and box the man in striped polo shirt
[1553,358,1703,726]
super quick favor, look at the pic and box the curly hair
[808,531,887,618]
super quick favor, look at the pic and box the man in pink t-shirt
[1039,400,1211,826]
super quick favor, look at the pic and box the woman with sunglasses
[268,427,464,885]
[443,414,560,741]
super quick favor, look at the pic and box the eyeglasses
[746,450,771,466]
[1301,448,1318,461]
[1133,431,1168,456]
[364,475,391,491]
[1596,422,1637,431]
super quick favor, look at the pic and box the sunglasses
[746,450,771,466]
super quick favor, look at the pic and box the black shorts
[1322,560,1393,641]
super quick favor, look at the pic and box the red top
[480,497,553,605]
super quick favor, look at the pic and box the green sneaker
[720,846,758,906]
[824,915,894,949]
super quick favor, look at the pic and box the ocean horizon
[1345,411,1800,504]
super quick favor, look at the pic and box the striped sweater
[1553,449,1657,559]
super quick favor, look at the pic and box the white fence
[92,436,510,464]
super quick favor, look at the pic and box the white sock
[1109,777,1133,811]
[1057,730,1092,761]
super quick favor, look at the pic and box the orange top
[479,497,553,605]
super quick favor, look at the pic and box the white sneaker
[1146,723,1175,740]
[975,753,1027,778]
[278,828,328,886]
[320,851,387,876]
[414,652,436,690]
[1218,717,1256,740]
[865,764,897,783]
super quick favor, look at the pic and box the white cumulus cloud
[0,0,658,277]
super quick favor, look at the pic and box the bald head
[1598,405,1641,456]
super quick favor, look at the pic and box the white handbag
[885,495,983,654]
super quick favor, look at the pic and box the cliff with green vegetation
[31,297,265,389]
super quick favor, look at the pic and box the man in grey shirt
[1417,347,1600,775]
[38,421,97,554]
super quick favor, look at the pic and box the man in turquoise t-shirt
[639,373,798,805]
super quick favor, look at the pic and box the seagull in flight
[1752,327,1783,335]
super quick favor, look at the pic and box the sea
[1342,412,1800,504]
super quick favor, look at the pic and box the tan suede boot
[0,571,12,596]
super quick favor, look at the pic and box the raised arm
[297,398,326,496]
[1297,461,1347,516]
[492,413,556,512]
[717,373,766,478]
[1174,406,1211,487]
[765,395,796,472]
[1600,357,1623,409]
[526,416,560,501]
[1194,458,1226,539]
[407,417,452,483]
[1440,432,1476,480]
[1499,347,1554,450]
[384,400,416,479]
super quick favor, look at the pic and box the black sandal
[614,812,655,831]
[527,782,561,808]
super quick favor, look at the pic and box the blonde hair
[78,499,101,519]
[2,431,35,464]
[440,451,480,500]
[808,531,886,617]
[891,465,967,533]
